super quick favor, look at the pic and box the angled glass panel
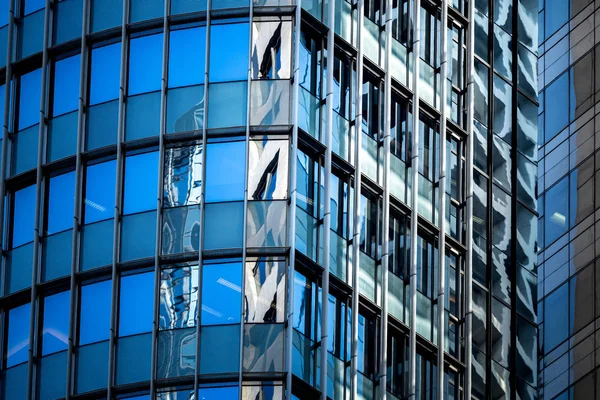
[207,81,247,128]
[130,0,163,22]
[516,267,536,323]
[86,100,119,149]
[166,84,204,133]
[517,44,537,99]
[38,350,67,400]
[52,54,80,117]
[201,262,242,325]
[244,258,285,323]
[248,140,288,200]
[474,9,488,61]
[47,171,75,235]
[90,42,121,105]
[128,33,162,95]
[7,303,30,367]
[123,151,158,214]
[79,280,111,345]
[209,23,248,82]
[243,323,285,372]
[159,264,199,329]
[42,291,70,356]
[246,200,287,247]
[205,141,245,202]
[161,206,200,255]
[18,68,41,130]
[163,145,203,207]
[91,0,123,32]
[251,20,292,79]
[84,160,116,224]
[168,27,205,88]
[76,341,108,394]
[199,325,240,374]
[203,201,244,249]
[12,184,36,248]
[157,328,196,378]
[517,154,536,211]
[116,333,152,385]
[119,272,154,336]
[120,211,156,261]
[53,0,83,45]
[250,80,290,125]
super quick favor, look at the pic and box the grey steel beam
[351,0,364,397]
[379,0,393,396]
[408,0,421,396]
[437,0,449,398]
[464,0,475,397]
[285,0,301,397]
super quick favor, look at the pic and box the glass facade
[0,0,537,399]
[537,0,600,399]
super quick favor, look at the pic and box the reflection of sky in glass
[42,290,70,355]
[90,43,121,105]
[80,280,111,345]
[13,184,36,247]
[119,272,154,336]
[209,23,248,82]
[205,141,245,202]
[7,303,30,367]
[124,151,159,215]
[47,171,75,235]
[84,160,116,224]
[201,262,241,325]
[129,33,163,96]
[53,54,80,117]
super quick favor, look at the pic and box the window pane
[42,229,72,281]
[248,140,288,200]
[38,351,67,400]
[125,91,161,140]
[76,341,108,393]
[492,75,512,144]
[84,160,116,224]
[18,69,41,130]
[201,262,242,325]
[86,100,119,149]
[120,211,156,261]
[91,0,122,32]
[53,0,83,45]
[53,54,80,117]
[198,386,239,399]
[244,258,285,323]
[171,0,206,14]
[19,11,44,60]
[166,85,205,133]
[250,80,291,125]
[90,42,121,105]
[159,265,199,329]
[544,283,568,351]
[205,141,245,202]
[242,323,285,372]
[203,202,244,249]
[157,328,196,378]
[163,145,203,207]
[124,151,158,214]
[12,125,38,175]
[545,177,569,245]
[47,171,75,235]
[12,185,36,247]
[545,0,568,38]
[42,291,70,356]
[116,333,151,384]
[251,20,292,79]
[7,303,30,367]
[130,0,163,22]
[48,112,78,162]
[169,27,205,88]
[80,219,113,270]
[207,81,247,128]
[161,206,200,255]
[246,200,287,247]
[209,23,248,82]
[544,72,569,143]
[79,280,111,345]
[199,326,240,375]
[129,33,162,95]
[119,272,154,336]
[24,0,44,15]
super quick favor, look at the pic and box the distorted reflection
[248,140,288,200]
[245,258,285,323]
[164,145,203,207]
[243,324,285,372]
[162,207,200,254]
[159,264,199,329]
[241,383,284,400]
[251,20,292,79]
[250,80,290,125]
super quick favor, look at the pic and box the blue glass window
[201,262,242,325]
[47,171,75,235]
[90,42,121,105]
[91,0,123,33]
[42,291,70,356]
[53,0,83,45]
[544,176,568,246]
[544,72,569,143]
[24,0,44,15]
[79,280,111,345]
[205,141,245,202]
[168,27,205,88]
[12,185,36,248]
[209,23,248,82]
[0,0,8,25]
[119,272,154,336]
[84,160,116,224]
[52,54,80,117]
[545,0,568,39]
[129,33,163,96]
[123,151,158,214]
[18,69,41,130]
[198,386,239,399]
[544,283,568,351]
[7,303,30,367]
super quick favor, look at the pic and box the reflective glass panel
[199,386,239,399]
[47,171,75,235]
[7,303,30,367]
[544,72,569,143]
[12,185,36,247]
[129,33,162,96]
[52,54,80,117]
[248,140,288,200]
[168,27,205,88]
[53,0,83,45]
[164,145,203,207]
[545,177,568,245]
[251,20,292,79]
[18,68,41,130]
[90,42,121,105]
[79,280,111,345]
[205,141,245,202]
[84,160,116,224]
[203,201,244,249]
[123,151,158,214]
[159,265,199,329]
[209,23,249,82]
[201,262,242,325]
[245,258,285,323]
[41,291,70,356]
[119,272,154,336]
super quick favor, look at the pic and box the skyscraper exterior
[537,1,600,399]
[0,0,537,399]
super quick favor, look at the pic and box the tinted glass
[12,185,36,247]
[79,280,111,345]
[251,20,292,79]
[90,42,121,105]
[201,262,242,325]
[205,141,245,202]
[163,145,203,208]
[18,69,42,130]
[248,140,288,200]
[119,272,154,336]
[159,265,199,329]
[123,151,158,214]
[47,171,75,235]
[244,258,285,322]
[129,33,162,96]
[545,177,568,245]
[42,291,70,356]
[7,303,30,367]
[53,54,80,117]
[84,160,116,224]
[209,23,248,82]
[169,27,205,88]
[544,73,569,143]
[545,0,568,38]
[198,387,239,399]
[24,0,44,15]
[544,283,568,351]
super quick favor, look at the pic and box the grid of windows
[0,0,536,399]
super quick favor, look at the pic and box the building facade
[537,1,600,399]
[0,0,537,399]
